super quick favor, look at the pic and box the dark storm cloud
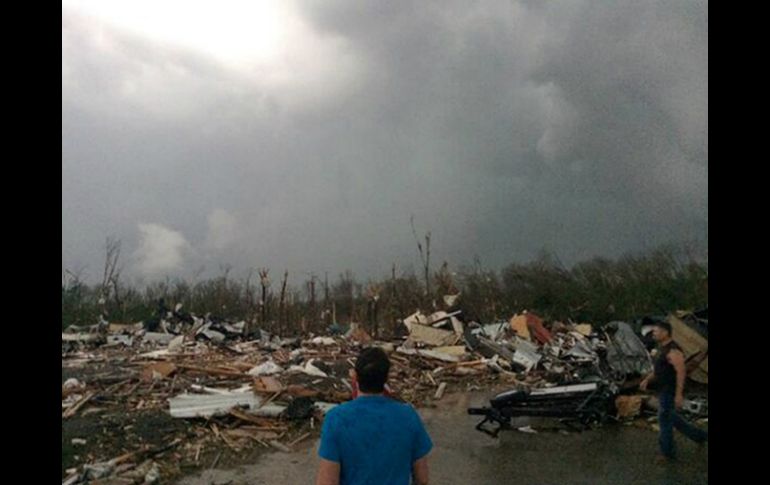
[62,1,707,284]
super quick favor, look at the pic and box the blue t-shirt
[318,395,433,485]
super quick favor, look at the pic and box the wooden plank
[269,440,291,453]
[252,376,283,394]
[176,363,246,377]
[288,432,311,447]
[219,431,240,452]
[228,408,288,431]
[228,408,264,425]
[434,382,447,400]
[210,451,222,469]
[256,390,282,410]
[62,391,95,419]
[404,322,457,346]
[425,371,436,386]
[141,362,177,382]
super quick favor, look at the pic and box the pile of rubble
[399,309,653,388]
[62,303,257,352]
[61,317,500,484]
[61,305,708,483]
[398,308,708,436]
[62,332,354,485]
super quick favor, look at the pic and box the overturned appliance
[468,382,616,437]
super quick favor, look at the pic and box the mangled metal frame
[467,320,650,436]
[468,382,617,437]
[603,321,653,382]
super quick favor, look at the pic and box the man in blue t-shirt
[316,347,433,485]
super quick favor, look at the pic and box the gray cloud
[134,223,191,277]
[62,0,707,284]
[205,209,238,252]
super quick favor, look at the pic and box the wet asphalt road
[176,391,707,485]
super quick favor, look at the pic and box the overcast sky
[62,0,708,285]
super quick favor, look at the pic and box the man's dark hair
[355,347,390,393]
[653,320,673,335]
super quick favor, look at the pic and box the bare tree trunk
[349,278,355,325]
[101,237,122,321]
[410,216,431,305]
[307,274,317,333]
[278,270,288,336]
[371,296,379,339]
[218,264,232,314]
[244,269,255,336]
[258,268,270,331]
[391,263,397,335]
[425,232,431,303]
[366,284,381,339]
[324,272,330,327]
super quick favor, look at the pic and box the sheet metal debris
[605,321,653,376]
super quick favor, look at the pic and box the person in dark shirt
[640,320,707,461]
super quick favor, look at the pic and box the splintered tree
[217,264,232,316]
[410,215,431,305]
[244,269,258,336]
[332,271,356,325]
[258,268,270,326]
[434,261,458,300]
[323,272,331,327]
[61,238,708,334]
[101,237,122,320]
[278,270,288,335]
[62,267,93,328]
[306,273,317,332]
[366,282,382,338]
[390,263,398,333]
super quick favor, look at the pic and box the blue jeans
[658,391,708,458]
